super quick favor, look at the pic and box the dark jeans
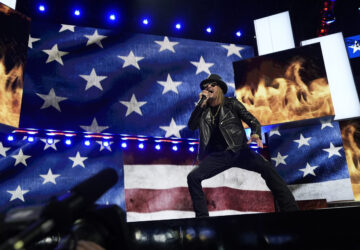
[187,149,299,217]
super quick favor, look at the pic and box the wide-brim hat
[200,74,228,94]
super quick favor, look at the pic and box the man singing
[187,74,299,217]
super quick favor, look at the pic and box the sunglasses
[203,82,218,89]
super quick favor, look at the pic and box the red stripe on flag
[125,187,274,213]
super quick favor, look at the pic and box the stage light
[175,23,182,30]
[27,136,35,142]
[206,27,212,33]
[74,9,81,16]
[7,135,14,141]
[142,18,149,25]
[189,146,195,152]
[138,143,144,149]
[38,4,46,12]
[121,142,127,148]
[172,145,178,151]
[84,140,91,146]
[109,14,116,21]
[155,144,161,150]
[47,138,54,144]
[236,31,242,37]
[65,139,72,145]
[103,141,109,147]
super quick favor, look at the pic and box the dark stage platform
[126,206,360,250]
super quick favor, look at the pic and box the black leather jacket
[188,97,261,159]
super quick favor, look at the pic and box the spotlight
[175,23,182,30]
[189,146,195,152]
[172,145,178,151]
[27,136,35,142]
[206,27,212,33]
[38,4,46,12]
[121,142,127,148]
[65,139,72,145]
[7,135,14,141]
[109,14,116,21]
[236,31,242,37]
[103,141,110,147]
[138,143,144,149]
[142,18,149,25]
[74,9,81,16]
[47,138,54,144]
[155,144,161,150]
[84,140,91,146]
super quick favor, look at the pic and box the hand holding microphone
[198,90,211,108]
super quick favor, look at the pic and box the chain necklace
[210,105,221,124]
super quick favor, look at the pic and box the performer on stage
[187,74,299,217]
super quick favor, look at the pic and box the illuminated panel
[0,0,16,9]
[301,33,360,120]
[254,11,295,56]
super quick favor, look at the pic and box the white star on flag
[157,74,183,94]
[120,94,147,117]
[11,149,31,166]
[69,151,88,168]
[299,162,318,177]
[42,44,69,65]
[79,68,108,91]
[269,127,281,137]
[40,169,60,184]
[322,142,342,158]
[36,88,68,112]
[40,138,60,150]
[59,24,75,32]
[84,30,107,48]
[0,142,10,157]
[80,118,109,133]
[293,134,311,148]
[271,152,288,167]
[190,56,214,75]
[28,35,40,48]
[118,51,144,70]
[320,118,334,129]
[96,141,113,151]
[160,118,186,138]
[155,36,179,53]
[7,185,29,202]
[221,43,244,58]
[349,41,360,54]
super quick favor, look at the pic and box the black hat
[200,74,228,94]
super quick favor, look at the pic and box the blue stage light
[27,136,35,142]
[65,139,72,145]
[38,4,46,12]
[236,31,242,37]
[47,138,54,144]
[109,13,116,21]
[189,146,195,152]
[103,141,109,147]
[172,145,178,151]
[175,23,182,30]
[7,135,14,141]
[74,9,81,16]
[155,144,161,150]
[138,143,145,149]
[84,140,91,146]
[121,142,127,148]
[142,18,149,25]
[206,27,212,33]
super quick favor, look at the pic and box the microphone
[197,94,207,106]
[0,168,118,250]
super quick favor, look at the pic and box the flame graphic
[235,60,334,126]
[341,121,360,200]
[0,57,23,127]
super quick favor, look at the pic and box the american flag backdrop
[345,34,360,59]
[267,118,354,202]
[22,21,253,138]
